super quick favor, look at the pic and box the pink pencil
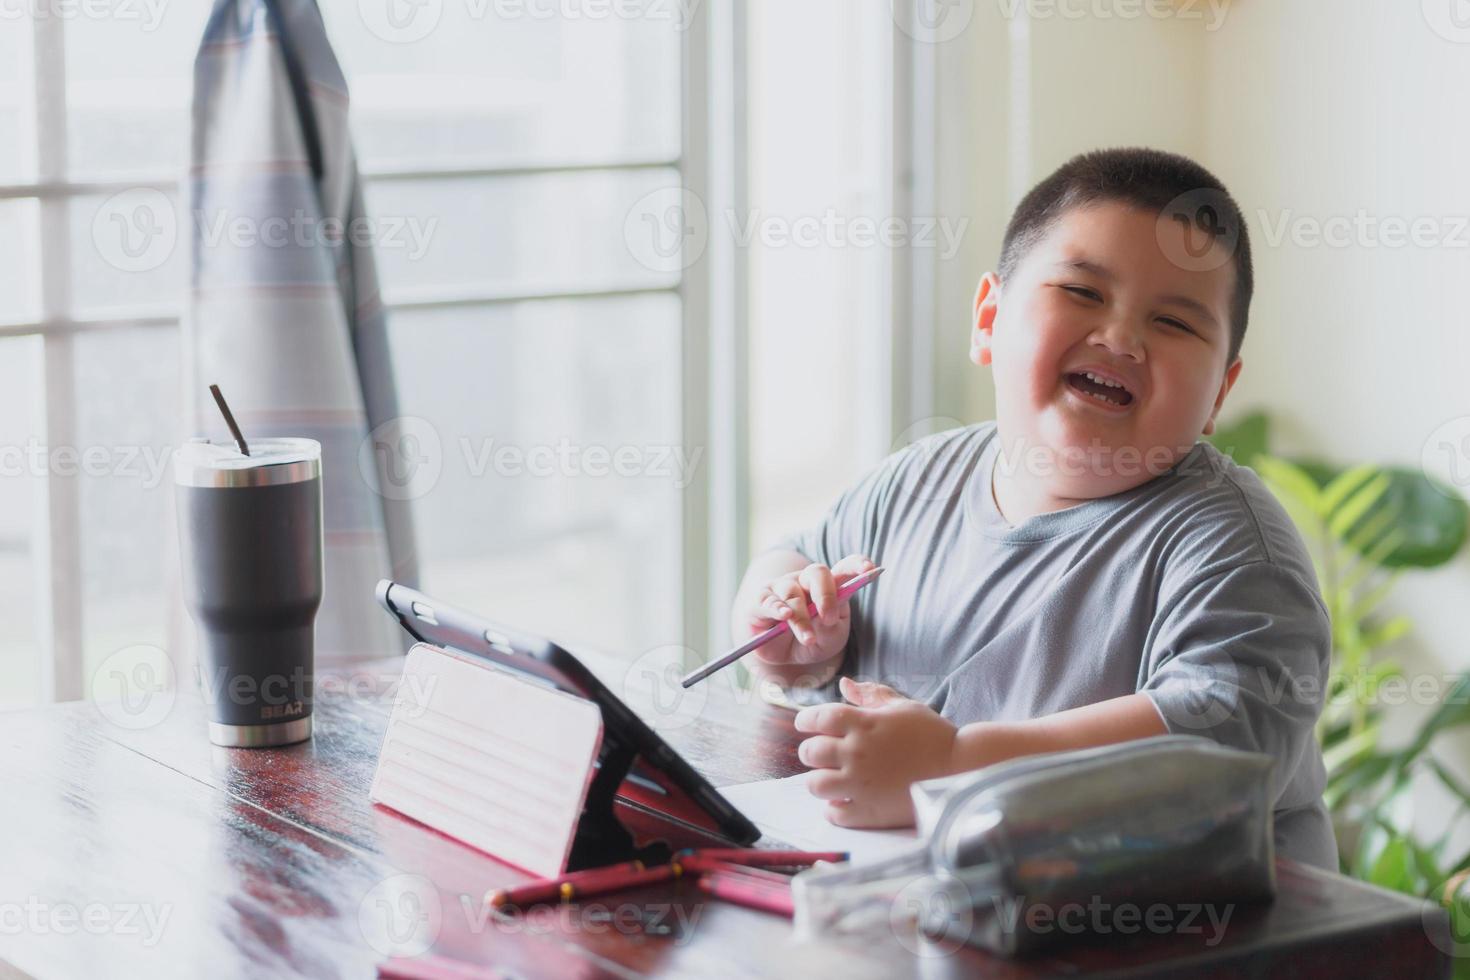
[697,871,794,917]
[680,566,885,688]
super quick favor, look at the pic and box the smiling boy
[731,147,1337,870]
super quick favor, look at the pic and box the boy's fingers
[758,592,789,620]
[840,676,907,707]
[798,564,838,625]
[831,554,876,583]
[773,578,815,643]
[796,734,842,770]
[824,801,861,828]
[806,768,852,802]
[793,702,854,735]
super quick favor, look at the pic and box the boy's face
[971,201,1243,500]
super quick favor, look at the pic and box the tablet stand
[568,735,673,871]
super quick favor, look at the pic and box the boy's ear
[1202,357,1244,436]
[969,272,1001,367]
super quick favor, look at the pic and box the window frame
[9,3,933,697]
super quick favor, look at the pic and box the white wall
[936,3,1209,426]
[936,0,1470,846]
[1202,2,1470,840]
[1202,1,1470,706]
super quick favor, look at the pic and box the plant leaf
[1323,725,1381,777]
[1360,615,1412,651]
[1296,460,1470,569]
[1430,758,1470,808]
[1255,455,1325,523]
[1328,471,1393,541]
[1344,505,1398,556]
[1367,833,1416,894]
[1400,675,1470,764]
[1348,572,1400,623]
[1324,752,1395,812]
[1322,464,1386,520]
[1206,410,1270,468]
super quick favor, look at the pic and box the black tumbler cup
[175,438,323,747]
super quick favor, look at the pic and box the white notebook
[370,643,605,876]
[717,771,919,864]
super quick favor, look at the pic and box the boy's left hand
[793,676,959,828]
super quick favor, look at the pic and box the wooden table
[0,652,1454,979]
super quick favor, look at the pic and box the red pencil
[486,860,675,908]
[697,871,794,917]
[673,856,794,884]
[674,848,848,867]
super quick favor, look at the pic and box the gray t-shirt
[780,421,1337,870]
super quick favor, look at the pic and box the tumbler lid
[174,438,322,488]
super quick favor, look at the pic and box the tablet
[376,580,760,850]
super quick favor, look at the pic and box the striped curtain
[183,0,415,662]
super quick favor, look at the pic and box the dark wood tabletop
[0,651,1453,979]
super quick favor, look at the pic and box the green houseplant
[1208,412,1470,926]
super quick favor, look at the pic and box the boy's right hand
[744,555,877,666]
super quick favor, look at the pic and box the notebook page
[718,771,919,864]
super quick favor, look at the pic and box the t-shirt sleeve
[1140,560,1331,803]
[769,450,905,567]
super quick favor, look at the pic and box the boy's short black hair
[997,147,1253,367]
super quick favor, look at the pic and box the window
[0,3,696,707]
[1,2,930,707]
[746,0,896,555]
[0,7,209,709]
[328,8,688,659]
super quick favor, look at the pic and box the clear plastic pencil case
[791,735,1277,957]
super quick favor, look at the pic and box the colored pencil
[697,871,794,917]
[674,856,795,883]
[673,847,848,867]
[486,860,674,908]
[680,567,884,687]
